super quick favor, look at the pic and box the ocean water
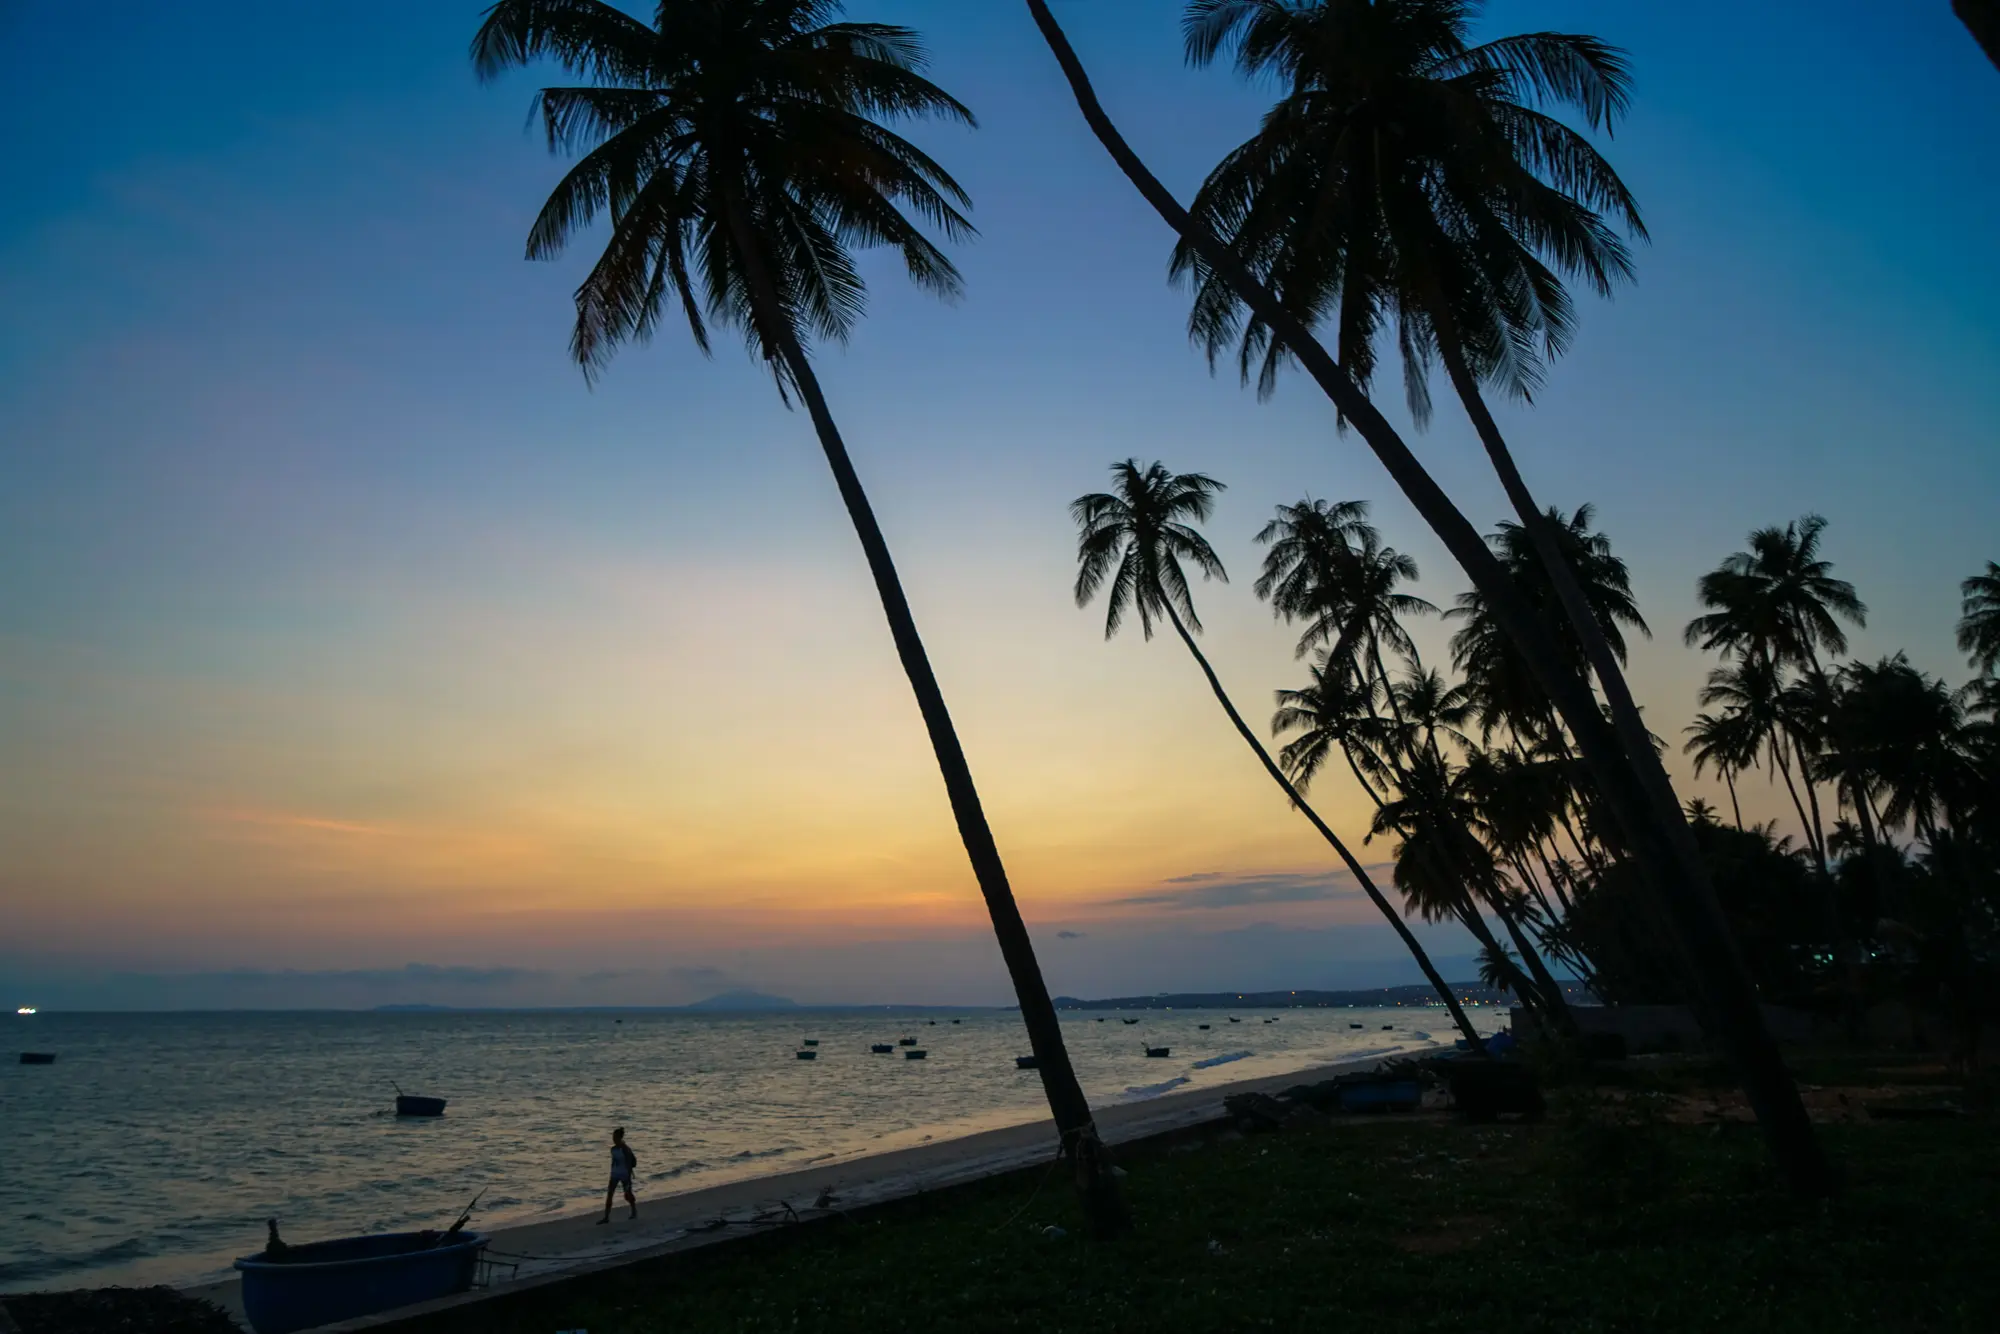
[0,1005,1499,1292]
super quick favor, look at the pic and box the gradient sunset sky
[2,1,1995,1008]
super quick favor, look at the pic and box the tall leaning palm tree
[1071,460,1482,1045]
[1170,0,1699,946]
[473,0,1124,1230]
[1021,0,1832,1194]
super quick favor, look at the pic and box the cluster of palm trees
[474,0,1970,1224]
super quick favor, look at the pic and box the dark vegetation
[390,1052,2000,1334]
[1,1287,239,1334]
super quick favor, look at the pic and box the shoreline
[179,1044,1437,1329]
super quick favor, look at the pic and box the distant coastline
[1053,982,1535,1010]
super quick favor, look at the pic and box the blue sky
[1,1,1995,1007]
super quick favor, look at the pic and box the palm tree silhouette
[1697,656,1822,858]
[1820,655,1979,844]
[1686,516,1867,673]
[473,0,1122,1229]
[1071,460,1482,1045]
[1959,562,2000,676]
[1687,515,1867,871]
[1022,0,1830,1193]
[1959,0,2000,71]
[1173,0,1700,1020]
[1449,505,1649,747]
[1684,709,1762,830]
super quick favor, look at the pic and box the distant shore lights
[15,1006,35,1015]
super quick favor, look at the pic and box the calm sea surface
[0,1005,1499,1291]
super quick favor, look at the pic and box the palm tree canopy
[1450,504,1648,736]
[1071,460,1229,640]
[1819,654,1978,840]
[1272,651,1399,792]
[1255,498,1436,662]
[1684,515,1866,668]
[1684,707,1763,779]
[1174,0,1645,412]
[472,0,975,377]
[1959,560,2000,675]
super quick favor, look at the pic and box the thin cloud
[1112,868,1386,911]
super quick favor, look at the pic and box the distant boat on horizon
[14,1006,34,1016]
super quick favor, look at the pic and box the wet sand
[184,1047,1419,1330]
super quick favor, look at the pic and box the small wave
[1191,1050,1253,1070]
[728,1146,797,1162]
[648,1159,709,1181]
[1410,1031,1431,1041]
[1122,1076,1191,1100]
[0,1237,154,1286]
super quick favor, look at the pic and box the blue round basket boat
[233,1230,487,1334]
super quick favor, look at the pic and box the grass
[396,1053,2000,1333]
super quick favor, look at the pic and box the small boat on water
[1228,1017,1239,1023]
[1198,1024,1211,1030]
[395,1094,447,1117]
[15,1006,36,1016]
[1349,1023,1364,1030]
[898,1036,917,1046]
[951,1019,961,1024]
[1382,1025,1394,1031]
[871,1043,894,1054]
[1015,1055,1039,1070]
[802,1038,819,1046]
[904,1049,927,1060]
[1144,1046,1171,1058]
[795,1049,817,1061]
[20,1052,56,1065]
[1121,1018,1140,1025]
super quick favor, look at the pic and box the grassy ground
[396,1053,1999,1334]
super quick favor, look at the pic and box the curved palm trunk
[1493,893,1575,1023]
[1767,729,1822,859]
[1159,604,1484,1048]
[1024,0,1831,1197]
[1453,899,1540,1010]
[1958,0,2000,71]
[1724,769,1744,830]
[721,206,1125,1235]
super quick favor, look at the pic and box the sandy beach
[183,1048,1419,1330]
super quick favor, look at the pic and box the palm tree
[1172,0,1705,1013]
[1686,516,1867,675]
[1821,655,1979,843]
[1959,561,2000,676]
[1684,708,1762,829]
[1071,460,1482,1045]
[1450,505,1650,744]
[473,0,1124,1229]
[1022,0,1832,1195]
[1697,656,1822,858]
[1686,515,1866,868]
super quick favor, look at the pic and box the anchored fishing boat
[393,1083,446,1117]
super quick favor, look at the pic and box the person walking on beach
[599,1127,638,1223]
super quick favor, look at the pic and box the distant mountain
[685,990,800,1011]
[1052,983,1528,1010]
